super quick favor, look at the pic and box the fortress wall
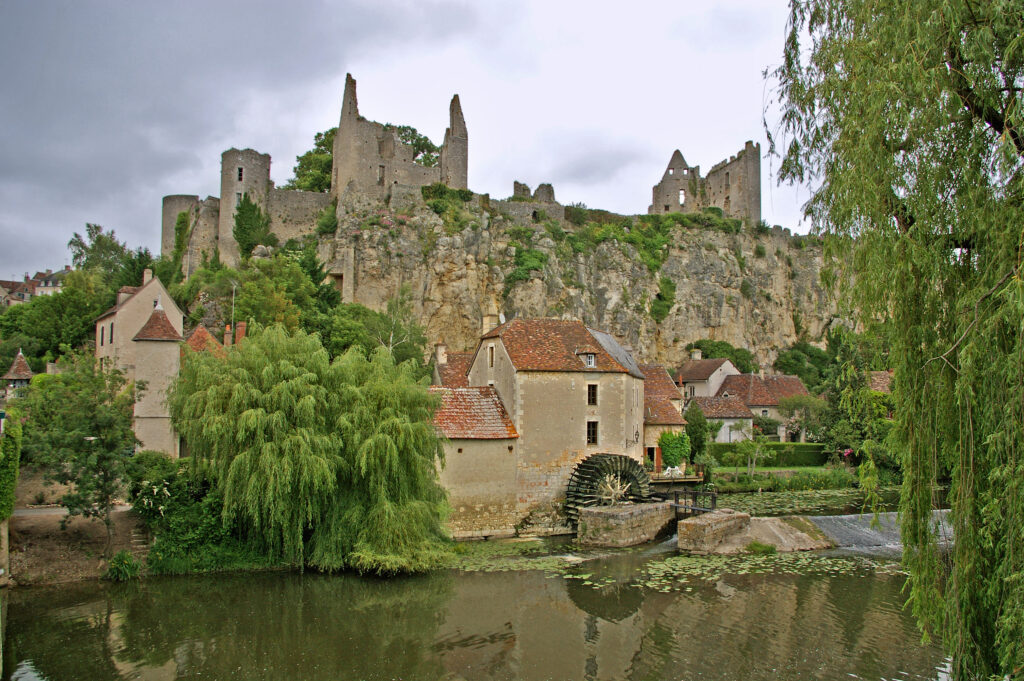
[705,141,761,224]
[161,195,199,257]
[183,197,220,276]
[493,199,565,223]
[267,188,331,243]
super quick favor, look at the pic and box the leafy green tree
[0,288,104,370]
[284,127,336,193]
[382,124,440,167]
[684,401,708,462]
[68,223,130,282]
[168,324,449,574]
[773,341,830,392]
[772,1,1024,676]
[733,428,776,477]
[683,339,756,373]
[232,194,276,260]
[0,406,23,522]
[777,393,827,441]
[657,430,691,469]
[20,353,139,555]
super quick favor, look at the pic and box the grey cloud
[544,134,653,185]
[0,0,479,276]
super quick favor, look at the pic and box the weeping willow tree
[168,324,450,574]
[771,2,1023,677]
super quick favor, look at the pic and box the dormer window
[583,353,596,368]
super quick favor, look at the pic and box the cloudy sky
[0,0,810,281]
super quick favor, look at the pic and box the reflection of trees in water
[566,576,643,623]
[6,572,455,681]
[3,583,122,681]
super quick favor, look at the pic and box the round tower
[161,195,199,258]
[217,148,272,266]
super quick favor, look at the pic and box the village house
[716,373,809,440]
[673,348,741,398]
[95,269,185,456]
[688,395,754,443]
[432,318,685,538]
[638,363,686,473]
[0,267,72,308]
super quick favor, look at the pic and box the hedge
[0,410,23,521]
[708,442,827,467]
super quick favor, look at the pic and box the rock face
[316,187,836,367]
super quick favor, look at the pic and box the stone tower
[330,73,468,201]
[218,148,271,265]
[440,95,468,189]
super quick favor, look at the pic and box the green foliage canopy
[284,127,336,193]
[0,408,22,521]
[772,1,1024,675]
[232,194,277,260]
[168,324,449,574]
[684,401,708,462]
[20,353,139,555]
[657,430,691,468]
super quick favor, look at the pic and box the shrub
[658,430,691,468]
[316,203,338,236]
[649,276,676,323]
[564,203,588,226]
[754,244,767,258]
[746,540,777,555]
[733,247,747,271]
[103,550,141,581]
[754,220,771,236]
[703,206,724,218]
[740,279,755,299]
[503,247,549,297]
[708,442,828,467]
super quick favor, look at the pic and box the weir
[807,510,951,552]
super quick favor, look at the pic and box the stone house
[95,270,184,456]
[674,351,741,399]
[2,350,33,401]
[638,363,686,473]
[689,395,754,443]
[433,318,647,537]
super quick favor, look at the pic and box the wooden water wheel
[564,454,652,528]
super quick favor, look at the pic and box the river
[3,537,947,681]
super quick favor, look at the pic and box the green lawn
[719,466,836,476]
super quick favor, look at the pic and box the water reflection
[4,556,945,681]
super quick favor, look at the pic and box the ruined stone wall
[705,141,761,225]
[266,188,331,243]
[183,197,220,277]
[161,195,199,256]
[492,198,566,223]
[439,438,518,538]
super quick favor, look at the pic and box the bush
[754,244,767,258]
[103,550,141,581]
[421,183,473,203]
[649,276,676,323]
[658,430,691,468]
[316,203,338,236]
[503,247,549,297]
[746,540,777,555]
[740,279,755,300]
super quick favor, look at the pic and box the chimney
[235,321,247,344]
[690,348,702,360]
[23,272,29,282]
[481,314,499,335]
[224,324,233,346]
[143,268,153,285]
[434,342,448,365]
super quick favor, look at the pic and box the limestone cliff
[315,186,836,368]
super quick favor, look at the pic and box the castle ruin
[161,73,468,271]
[648,141,761,224]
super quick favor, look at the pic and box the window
[583,353,596,368]
[587,384,598,405]
[725,171,730,188]
[237,167,244,182]
[668,168,674,175]
[761,409,769,416]
[664,205,670,212]
[377,165,386,185]
[488,345,495,368]
[235,192,242,207]
[679,189,686,204]
[99,326,104,346]
[688,386,695,397]
[586,421,599,445]
[110,322,113,340]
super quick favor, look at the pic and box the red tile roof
[133,308,182,342]
[640,363,685,425]
[436,352,473,388]
[675,357,731,382]
[3,351,34,381]
[691,395,754,419]
[478,318,635,375]
[868,370,894,393]
[184,326,225,357]
[716,374,809,406]
[430,386,519,440]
